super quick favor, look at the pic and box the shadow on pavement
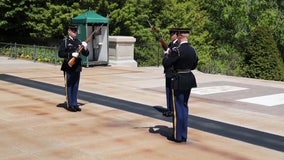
[1,73,283,152]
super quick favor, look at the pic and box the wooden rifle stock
[68,57,76,67]
[158,37,168,51]
[147,20,168,51]
[67,46,84,67]
[68,24,104,67]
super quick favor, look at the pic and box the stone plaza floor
[0,56,283,160]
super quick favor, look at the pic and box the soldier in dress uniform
[162,28,179,117]
[58,24,89,112]
[163,28,198,142]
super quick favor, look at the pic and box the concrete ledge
[109,36,137,67]
[108,59,137,67]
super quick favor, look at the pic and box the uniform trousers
[173,89,191,141]
[64,71,80,107]
[165,76,173,112]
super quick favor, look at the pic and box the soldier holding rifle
[58,24,89,112]
[162,28,179,117]
[147,21,179,117]
[163,28,198,143]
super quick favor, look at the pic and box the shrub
[241,26,284,81]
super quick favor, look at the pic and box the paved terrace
[0,56,283,160]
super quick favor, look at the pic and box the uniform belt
[176,69,191,73]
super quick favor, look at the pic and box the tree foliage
[0,0,283,81]
[241,26,284,80]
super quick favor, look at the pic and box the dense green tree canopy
[241,26,284,81]
[0,0,283,81]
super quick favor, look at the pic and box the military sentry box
[72,10,109,67]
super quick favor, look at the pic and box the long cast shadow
[1,73,283,152]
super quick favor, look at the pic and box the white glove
[72,52,79,58]
[82,41,88,50]
[164,48,170,55]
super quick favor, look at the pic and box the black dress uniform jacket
[163,42,198,90]
[58,37,89,72]
[163,39,179,78]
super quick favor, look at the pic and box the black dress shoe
[66,106,77,112]
[167,136,183,143]
[74,106,81,112]
[163,111,173,117]
[166,111,173,117]
[162,110,168,116]
[181,138,187,142]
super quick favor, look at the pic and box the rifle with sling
[68,24,104,67]
[147,20,168,51]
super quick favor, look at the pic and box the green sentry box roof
[72,10,108,24]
